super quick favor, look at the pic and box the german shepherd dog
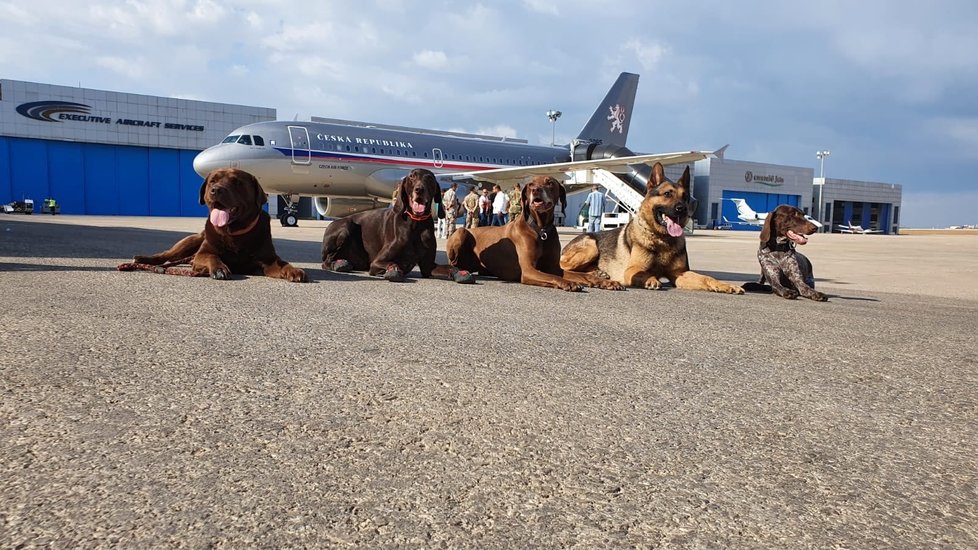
[559,162,743,294]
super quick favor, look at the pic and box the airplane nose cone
[193,147,227,177]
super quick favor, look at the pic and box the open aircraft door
[288,125,311,165]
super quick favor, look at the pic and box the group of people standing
[436,182,524,238]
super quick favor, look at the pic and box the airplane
[192,72,716,226]
[836,221,882,234]
[724,198,822,228]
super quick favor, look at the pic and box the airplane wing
[437,150,712,185]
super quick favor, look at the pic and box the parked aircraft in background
[724,198,822,228]
[837,221,882,234]
[192,72,714,226]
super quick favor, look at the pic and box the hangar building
[694,156,902,234]
[0,79,274,216]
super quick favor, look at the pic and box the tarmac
[1,214,976,548]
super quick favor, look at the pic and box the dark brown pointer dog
[446,176,621,291]
[128,168,306,282]
[742,204,827,301]
[321,168,459,282]
[559,162,743,294]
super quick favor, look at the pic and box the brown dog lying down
[321,168,466,282]
[446,176,621,291]
[124,168,306,282]
[742,204,826,301]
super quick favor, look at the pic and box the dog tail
[741,282,772,293]
[575,72,638,148]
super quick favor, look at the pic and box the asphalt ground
[2,214,976,548]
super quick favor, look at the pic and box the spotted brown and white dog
[742,204,827,301]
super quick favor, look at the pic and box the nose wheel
[279,194,299,227]
[280,212,298,227]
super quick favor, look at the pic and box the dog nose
[675,202,687,214]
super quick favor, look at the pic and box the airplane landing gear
[279,194,299,227]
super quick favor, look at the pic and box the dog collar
[226,214,260,236]
[406,211,432,222]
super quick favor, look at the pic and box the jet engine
[573,142,655,194]
[314,196,386,218]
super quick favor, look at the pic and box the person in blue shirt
[585,185,605,232]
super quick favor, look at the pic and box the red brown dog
[129,168,306,282]
[446,176,621,291]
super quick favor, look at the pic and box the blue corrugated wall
[0,136,206,216]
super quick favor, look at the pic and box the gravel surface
[2,216,976,548]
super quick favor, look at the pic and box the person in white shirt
[491,184,508,226]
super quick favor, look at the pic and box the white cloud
[522,0,559,15]
[95,55,146,79]
[412,50,449,70]
[622,39,669,71]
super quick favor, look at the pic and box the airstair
[569,168,693,233]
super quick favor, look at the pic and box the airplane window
[346,145,351,152]
[423,152,428,158]
[237,135,252,145]
[253,135,264,146]
[396,150,401,156]
[372,148,377,154]
[222,135,239,144]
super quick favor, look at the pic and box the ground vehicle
[2,199,33,214]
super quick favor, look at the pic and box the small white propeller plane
[836,221,882,234]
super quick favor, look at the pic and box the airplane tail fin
[730,198,757,220]
[575,72,639,147]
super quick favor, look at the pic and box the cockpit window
[237,135,252,146]
[222,135,240,144]
[253,135,264,146]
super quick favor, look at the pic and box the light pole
[815,150,830,231]
[546,109,561,146]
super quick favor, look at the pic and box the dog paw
[806,291,828,302]
[451,268,476,284]
[284,266,307,283]
[593,278,624,291]
[643,278,662,290]
[384,264,406,282]
[211,266,232,280]
[324,258,352,272]
[716,283,745,295]
[777,288,799,299]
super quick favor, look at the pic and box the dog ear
[429,173,445,219]
[520,182,531,220]
[552,178,567,212]
[648,162,666,195]
[679,165,691,194]
[759,207,775,244]
[396,177,409,214]
[198,174,209,206]
[245,170,267,207]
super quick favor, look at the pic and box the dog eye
[662,191,674,198]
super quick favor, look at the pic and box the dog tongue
[664,216,684,237]
[411,200,425,214]
[210,208,230,228]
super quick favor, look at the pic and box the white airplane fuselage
[193,120,571,199]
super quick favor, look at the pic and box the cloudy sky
[2,0,977,227]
